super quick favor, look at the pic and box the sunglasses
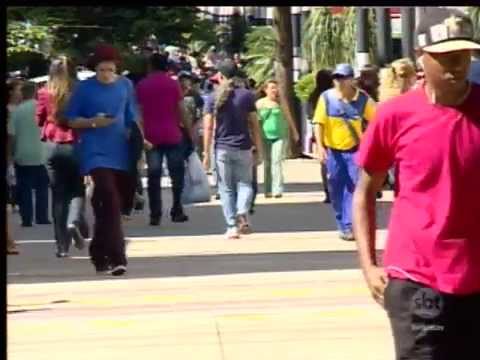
[333,74,353,80]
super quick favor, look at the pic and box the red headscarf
[89,43,121,68]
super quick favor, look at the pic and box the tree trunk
[273,6,301,158]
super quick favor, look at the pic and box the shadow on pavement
[10,201,391,240]
[8,250,384,284]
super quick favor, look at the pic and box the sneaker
[236,215,252,235]
[67,223,86,250]
[56,252,69,258]
[171,208,189,223]
[214,193,221,200]
[110,264,127,276]
[273,194,283,199]
[7,245,20,255]
[339,231,355,241]
[134,194,145,211]
[79,218,90,239]
[225,227,240,239]
[95,263,112,275]
[150,216,161,226]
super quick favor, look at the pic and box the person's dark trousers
[45,142,87,254]
[89,168,134,269]
[250,163,258,213]
[384,278,480,360]
[320,163,330,202]
[122,170,145,215]
[14,163,50,226]
[146,143,185,221]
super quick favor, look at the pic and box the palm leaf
[244,26,275,85]
[302,7,377,72]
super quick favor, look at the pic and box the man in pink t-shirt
[136,53,191,226]
[353,8,480,360]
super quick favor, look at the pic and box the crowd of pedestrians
[5,44,277,271]
[5,7,480,360]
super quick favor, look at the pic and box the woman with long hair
[378,58,417,102]
[308,70,334,204]
[36,55,89,258]
[256,80,299,198]
[378,58,417,189]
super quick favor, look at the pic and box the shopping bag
[182,152,211,205]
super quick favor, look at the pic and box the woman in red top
[36,56,88,258]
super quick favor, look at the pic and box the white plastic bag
[182,152,211,205]
[7,164,16,186]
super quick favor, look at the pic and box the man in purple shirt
[136,54,191,226]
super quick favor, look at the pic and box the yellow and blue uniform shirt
[312,88,376,151]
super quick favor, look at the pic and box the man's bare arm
[353,168,389,305]
[313,124,327,163]
[202,113,214,169]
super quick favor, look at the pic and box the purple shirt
[136,72,182,145]
[204,87,256,151]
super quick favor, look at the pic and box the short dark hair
[149,53,169,72]
[21,81,37,99]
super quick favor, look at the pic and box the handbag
[181,152,211,205]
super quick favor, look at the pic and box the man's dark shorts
[384,278,480,360]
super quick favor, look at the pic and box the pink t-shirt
[136,72,182,145]
[357,84,480,295]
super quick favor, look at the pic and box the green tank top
[258,106,288,140]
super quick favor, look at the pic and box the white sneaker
[109,265,127,276]
[225,227,240,240]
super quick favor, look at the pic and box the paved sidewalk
[7,159,396,360]
[8,270,394,360]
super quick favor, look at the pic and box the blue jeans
[146,144,185,219]
[326,148,359,233]
[215,148,253,228]
[14,164,50,225]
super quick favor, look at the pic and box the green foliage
[7,7,217,60]
[244,26,276,85]
[302,7,377,72]
[7,21,52,55]
[294,73,316,102]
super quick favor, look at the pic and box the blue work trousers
[326,148,359,233]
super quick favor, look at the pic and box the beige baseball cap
[415,8,480,53]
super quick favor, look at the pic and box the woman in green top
[256,80,299,198]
